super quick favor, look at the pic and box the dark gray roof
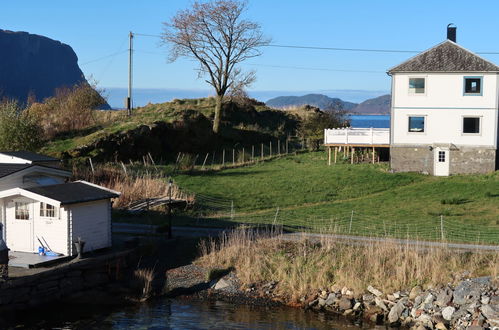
[0,164,32,178]
[25,182,119,205]
[0,151,59,162]
[388,40,499,73]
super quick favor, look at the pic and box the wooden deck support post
[372,147,375,164]
[328,147,331,166]
[334,147,338,164]
[351,147,355,164]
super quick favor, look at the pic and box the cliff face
[0,29,108,108]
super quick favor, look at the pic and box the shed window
[15,202,30,220]
[40,203,57,218]
[463,117,480,134]
[409,78,425,94]
[408,116,425,132]
[464,77,482,95]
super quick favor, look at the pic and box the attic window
[464,77,482,95]
[409,78,425,94]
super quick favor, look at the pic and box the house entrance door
[434,147,450,176]
[6,198,34,252]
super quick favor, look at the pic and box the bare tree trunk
[213,94,223,133]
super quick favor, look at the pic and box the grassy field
[168,151,499,244]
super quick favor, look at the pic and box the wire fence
[189,203,499,245]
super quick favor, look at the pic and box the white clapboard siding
[69,200,111,253]
[33,202,69,255]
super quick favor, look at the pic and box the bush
[297,107,348,150]
[440,197,470,205]
[27,82,107,138]
[0,100,42,151]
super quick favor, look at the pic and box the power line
[247,63,385,74]
[79,50,128,66]
[131,32,499,54]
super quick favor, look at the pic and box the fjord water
[13,299,365,329]
[349,115,390,128]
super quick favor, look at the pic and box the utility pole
[126,31,134,116]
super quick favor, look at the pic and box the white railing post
[345,128,349,145]
[370,127,373,145]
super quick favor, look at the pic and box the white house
[0,151,119,256]
[388,26,499,176]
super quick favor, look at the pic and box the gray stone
[318,298,327,307]
[375,296,388,312]
[481,304,499,324]
[435,287,453,307]
[442,306,456,321]
[424,293,435,304]
[453,278,489,305]
[481,295,490,305]
[214,278,230,290]
[414,295,423,307]
[338,297,353,310]
[353,302,362,310]
[367,285,383,297]
[325,293,337,306]
[388,300,405,323]
[409,286,423,300]
[362,293,375,302]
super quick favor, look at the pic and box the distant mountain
[266,94,357,111]
[0,29,109,108]
[351,94,391,114]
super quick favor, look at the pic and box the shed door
[434,148,450,176]
[6,198,34,252]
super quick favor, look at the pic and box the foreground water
[12,298,367,329]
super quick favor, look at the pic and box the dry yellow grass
[198,227,498,301]
[73,165,195,208]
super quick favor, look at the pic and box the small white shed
[0,181,120,256]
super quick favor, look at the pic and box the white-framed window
[408,116,425,133]
[40,202,58,218]
[15,202,30,220]
[463,76,483,96]
[409,77,425,94]
[462,117,481,134]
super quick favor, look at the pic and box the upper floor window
[409,78,425,94]
[40,202,57,218]
[408,116,425,133]
[463,77,482,95]
[463,117,480,134]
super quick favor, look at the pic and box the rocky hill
[351,94,391,114]
[0,29,109,108]
[266,94,357,111]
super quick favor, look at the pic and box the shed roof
[25,181,120,205]
[0,151,59,162]
[0,164,32,178]
[388,40,499,73]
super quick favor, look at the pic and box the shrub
[0,100,42,151]
[27,82,107,138]
[440,197,470,205]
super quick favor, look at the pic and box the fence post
[286,137,289,154]
[222,149,225,167]
[230,201,234,220]
[270,141,272,157]
[233,149,235,166]
[349,210,354,234]
[89,157,95,174]
[242,147,245,163]
[120,161,127,176]
[440,215,445,240]
[278,140,281,155]
[201,153,209,170]
[251,145,254,162]
[261,143,264,160]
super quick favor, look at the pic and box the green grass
[169,151,499,244]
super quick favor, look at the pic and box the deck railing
[324,127,390,145]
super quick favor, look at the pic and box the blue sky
[3,1,499,103]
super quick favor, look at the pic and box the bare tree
[161,0,270,133]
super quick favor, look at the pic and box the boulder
[367,285,383,297]
[409,285,423,300]
[481,304,499,326]
[453,277,490,305]
[435,287,453,307]
[375,296,388,312]
[388,300,405,323]
[442,306,455,321]
[324,293,337,306]
[338,297,353,310]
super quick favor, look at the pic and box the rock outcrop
[0,29,109,108]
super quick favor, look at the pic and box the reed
[198,227,498,301]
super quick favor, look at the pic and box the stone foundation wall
[390,146,434,175]
[449,148,497,174]
[391,145,497,175]
[0,250,135,313]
